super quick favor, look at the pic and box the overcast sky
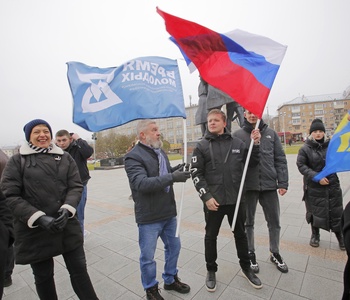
[1,0,349,146]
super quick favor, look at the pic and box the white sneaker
[84,230,90,238]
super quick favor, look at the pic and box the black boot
[335,232,346,251]
[310,226,320,247]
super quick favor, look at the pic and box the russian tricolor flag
[157,7,287,118]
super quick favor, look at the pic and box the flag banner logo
[157,7,287,118]
[67,56,186,132]
[313,111,350,181]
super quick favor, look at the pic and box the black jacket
[66,139,93,184]
[191,129,260,205]
[124,142,178,224]
[1,143,83,264]
[297,137,343,232]
[233,119,288,191]
[341,202,350,299]
[0,189,14,250]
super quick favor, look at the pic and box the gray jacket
[233,119,288,191]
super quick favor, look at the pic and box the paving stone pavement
[3,154,349,300]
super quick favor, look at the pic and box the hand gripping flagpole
[231,119,261,231]
[175,118,187,237]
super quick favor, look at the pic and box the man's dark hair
[55,129,70,138]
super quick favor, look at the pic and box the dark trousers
[204,204,250,272]
[30,245,98,300]
[0,225,10,300]
[5,245,15,278]
[0,244,6,300]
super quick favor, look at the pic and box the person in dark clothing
[191,109,262,292]
[0,188,14,300]
[0,149,14,289]
[297,119,345,250]
[342,201,350,300]
[1,119,98,300]
[124,119,191,300]
[55,130,94,235]
[233,111,289,274]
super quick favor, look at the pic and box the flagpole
[175,117,187,237]
[231,119,261,231]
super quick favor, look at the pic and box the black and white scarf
[28,142,53,154]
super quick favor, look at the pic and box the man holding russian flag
[191,109,262,291]
[157,6,287,293]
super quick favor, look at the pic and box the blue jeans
[245,190,281,254]
[77,184,87,233]
[138,217,180,289]
[30,245,98,300]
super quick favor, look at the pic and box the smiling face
[30,124,52,148]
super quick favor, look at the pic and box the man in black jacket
[55,130,93,235]
[233,110,289,274]
[191,109,262,292]
[124,119,191,300]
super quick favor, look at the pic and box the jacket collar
[204,127,231,141]
[20,143,64,155]
[242,118,267,133]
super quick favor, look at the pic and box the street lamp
[280,112,286,151]
[91,133,97,165]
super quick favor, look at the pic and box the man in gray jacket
[233,110,289,273]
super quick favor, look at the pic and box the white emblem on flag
[77,70,123,113]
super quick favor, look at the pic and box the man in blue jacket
[233,110,289,274]
[124,120,191,300]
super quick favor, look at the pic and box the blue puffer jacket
[124,142,177,224]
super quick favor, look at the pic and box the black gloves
[35,208,71,233]
[35,215,61,234]
[172,163,185,172]
[172,169,191,182]
[54,208,70,231]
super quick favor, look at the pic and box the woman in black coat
[296,119,345,250]
[1,119,98,300]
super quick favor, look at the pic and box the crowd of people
[0,111,349,300]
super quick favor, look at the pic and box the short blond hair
[207,109,226,122]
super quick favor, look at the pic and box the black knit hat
[309,119,325,134]
[23,119,52,142]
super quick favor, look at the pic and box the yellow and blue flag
[313,110,350,181]
[67,56,186,132]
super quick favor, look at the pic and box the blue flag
[313,110,350,182]
[67,56,186,132]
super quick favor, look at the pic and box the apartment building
[276,91,350,141]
